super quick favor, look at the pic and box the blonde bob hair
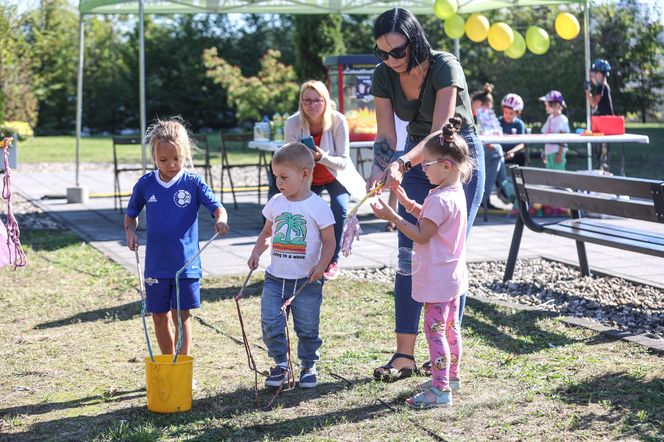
[297,80,336,132]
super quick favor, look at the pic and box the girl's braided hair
[424,116,475,183]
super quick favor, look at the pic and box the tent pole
[584,0,592,170]
[75,16,84,187]
[454,38,460,61]
[139,0,147,175]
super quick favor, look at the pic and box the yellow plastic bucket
[145,355,193,413]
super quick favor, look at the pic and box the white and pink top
[412,182,469,303]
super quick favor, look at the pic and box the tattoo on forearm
[373,139,394,171]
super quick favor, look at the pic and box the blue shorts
[144,277,200,313]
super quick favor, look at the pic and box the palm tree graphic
[274,212,307,245]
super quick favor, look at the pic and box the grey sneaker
[299,367,318,388]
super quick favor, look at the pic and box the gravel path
[344,262,664,341]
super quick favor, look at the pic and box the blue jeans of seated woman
[311,179,349,264]
[394,127,485,334]
[261,272,324,368]
[484,144,508,204]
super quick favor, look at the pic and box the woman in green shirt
[368,7,485,382]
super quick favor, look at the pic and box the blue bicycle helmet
[591,59,611,75]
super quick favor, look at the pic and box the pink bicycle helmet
[501,93,524,112]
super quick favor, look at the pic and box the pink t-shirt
[412,182,469,303]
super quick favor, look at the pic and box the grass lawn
[1,230,663,441]
[18,135,259,166]
[17,123,663,179]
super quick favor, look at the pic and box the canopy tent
[73,0,593,195]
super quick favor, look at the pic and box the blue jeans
[484,144,508,204]
[394,127,485,334]
[311,179,349,264]
[261,272,324,368]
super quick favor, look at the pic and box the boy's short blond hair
[272,142,315,171]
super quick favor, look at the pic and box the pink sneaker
[324,262,340,280]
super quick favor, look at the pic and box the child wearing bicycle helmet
[499,93,526,166]
[585,59,614,170]
[584,59,614,116]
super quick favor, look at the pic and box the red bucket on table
[591,116,625,135]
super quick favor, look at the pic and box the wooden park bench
[503,166,664,282]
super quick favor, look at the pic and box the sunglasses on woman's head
[373,43,409,61]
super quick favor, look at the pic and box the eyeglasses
[421,159,451,170]
[301,99,325,105]
[373,43,409,61]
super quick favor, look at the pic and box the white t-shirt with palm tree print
[262,193,335,279]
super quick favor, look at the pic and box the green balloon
[526,26,550,55]
[444,14,466,39]
[434,0,458,20]
[505,31,526,59]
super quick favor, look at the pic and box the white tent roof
[80,0,584,15]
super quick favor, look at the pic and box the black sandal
[373,353,420,382]
[421,360,432,377]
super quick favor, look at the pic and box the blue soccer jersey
[126,170,222,278]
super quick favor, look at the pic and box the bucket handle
[134,248,155,363]
[173,232,219,363]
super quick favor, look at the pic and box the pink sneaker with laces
[324,261,340,280]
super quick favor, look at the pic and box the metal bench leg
[503,216,524,282]
[575,240,591,277]
[570,209,591,276]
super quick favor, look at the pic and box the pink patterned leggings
[424,299,462,389]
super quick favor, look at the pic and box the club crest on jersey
[173,189,191,208]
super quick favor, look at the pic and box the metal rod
[139,0,147,175]
[173,232,220,362]
[584,0,592,170]
[75,17,84,187]
[454,38,460,61]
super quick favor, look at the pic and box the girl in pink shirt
[371,116,473,408]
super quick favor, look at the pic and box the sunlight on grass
[0,231,662,441]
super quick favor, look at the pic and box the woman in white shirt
[285,80,366,280]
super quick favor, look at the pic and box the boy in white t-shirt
[248,142,336,389]
[539,90,570,170]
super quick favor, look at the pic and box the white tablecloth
[249,133,649,152]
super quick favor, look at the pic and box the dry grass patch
[1,231,662,441]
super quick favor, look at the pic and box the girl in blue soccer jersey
[124,118,229,357]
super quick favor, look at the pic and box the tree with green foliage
[21,0,78,134]
[0,5,38,126]
[592,0,664,122]
[293,15,345,82]
[341,15,375,54]
[203,48,299,123]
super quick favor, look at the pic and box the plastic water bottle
[273,113,284,142]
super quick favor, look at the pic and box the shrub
[0,121,34,141]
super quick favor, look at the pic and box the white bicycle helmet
[501,93,524,112]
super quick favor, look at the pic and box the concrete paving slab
[11,168,664,288]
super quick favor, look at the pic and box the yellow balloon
[555,12,580,40]
[444,14,466,39]
[434,0,458,20]
[487,22,514,51]
[505,31,526,59]
[465,13,490,43]
[526,26,550,55]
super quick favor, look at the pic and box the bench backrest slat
[525,187,657,221]
[511,166,664,224]
[518,167,657,199]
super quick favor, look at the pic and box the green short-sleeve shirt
[371,50,475,137]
